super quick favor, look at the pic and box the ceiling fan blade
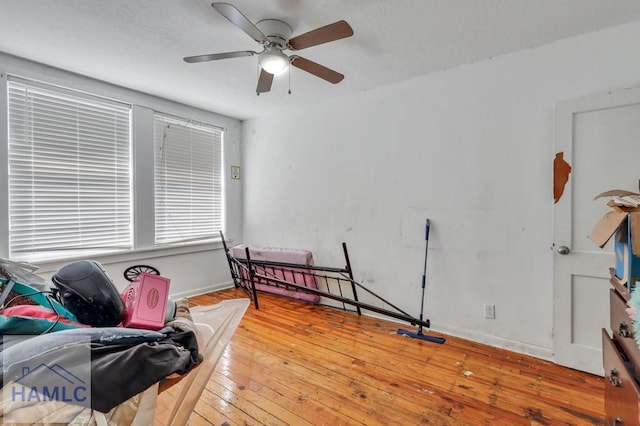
[288,20,353,51]
[183,50,257,63]
[290,56,344,84]
[212,3,269,44]
[256,68,274,94]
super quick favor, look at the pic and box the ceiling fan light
[259,50,289,75]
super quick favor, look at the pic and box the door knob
[557,246,570,255]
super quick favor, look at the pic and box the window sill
[24,239,232,275]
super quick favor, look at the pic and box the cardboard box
[121,272,170,330]
[590,189,640,289]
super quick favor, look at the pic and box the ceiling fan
[184,2,354,95]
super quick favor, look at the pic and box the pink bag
[121,272,170,330]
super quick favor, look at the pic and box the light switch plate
[231,165,241,180]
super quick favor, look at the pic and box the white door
[553,86,640,376]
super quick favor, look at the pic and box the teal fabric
[1,278,81,334]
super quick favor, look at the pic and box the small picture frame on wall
[231,165,241,180]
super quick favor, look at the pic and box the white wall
[241,20,640,358]
[0,53,243,297]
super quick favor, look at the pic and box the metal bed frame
[220,232,430,329]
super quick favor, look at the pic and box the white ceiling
[1,0,640,120]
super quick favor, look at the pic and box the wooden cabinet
[604,273,640,425]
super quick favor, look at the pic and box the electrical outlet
[484,304,495,319]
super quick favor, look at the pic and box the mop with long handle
[397,219,445,343]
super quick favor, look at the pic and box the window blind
[154,114,223,245]
[7,78,132,260]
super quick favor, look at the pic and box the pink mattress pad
[232,245,320,303]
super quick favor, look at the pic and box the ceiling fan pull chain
[256,64,261,96]
[288,65,292,95]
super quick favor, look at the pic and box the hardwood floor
[186,288,604,425]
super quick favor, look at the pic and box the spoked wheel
[124,264,160,282]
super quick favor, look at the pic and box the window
[3,74,230,262]
[154,114,223,245]
[7,78,132,261]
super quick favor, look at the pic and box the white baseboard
[360,310,553,361]
[170,281,235,300]
[427,322,554,361]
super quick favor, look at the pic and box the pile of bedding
[0,259,200,425]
